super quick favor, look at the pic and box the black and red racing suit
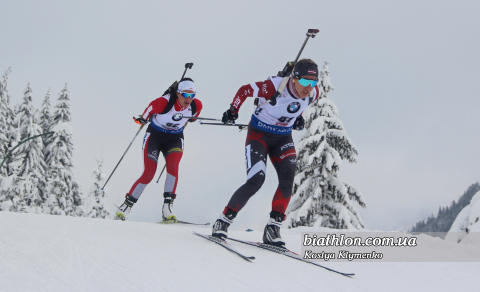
[223,76,319,217]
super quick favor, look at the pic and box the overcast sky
[1,0,479,231]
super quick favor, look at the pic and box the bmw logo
[287,102,301,113]
[172,113,183,121]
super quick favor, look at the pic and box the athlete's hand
[133,115,148,125]
[222,108,238,124]
[293,115,305,131]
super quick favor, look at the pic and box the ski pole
[199,121,249,131]
[0,131,55,171]
[155,62,194,184]
[102,124,145,190]
[156,165,166,183]
[257,29,319,108]
[182,116,222,122]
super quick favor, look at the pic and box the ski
[158,220,210,226]
[193,232,255,262]
[228,237,354,277]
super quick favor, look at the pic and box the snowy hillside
[1,212,479,292]
[445,190,480,245]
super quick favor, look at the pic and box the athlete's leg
[161,137,184,196]
[269,137,296,215]
[262,136,296,246]
[224,129,269,214]
[159,136,184,221]
[127,131,161,200]
[213,128,269,238]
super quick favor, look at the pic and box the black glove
[133,115,148,125]
[222,107,238,124]
[293,115,305,131]
[187,118,197,123]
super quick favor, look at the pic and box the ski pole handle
[307,29,319,38]
[181,63,194,80]
[294,28,320,63]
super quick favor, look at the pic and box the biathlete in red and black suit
[212,59,320,246]
[114,78,202,222]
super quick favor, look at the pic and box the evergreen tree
[12,84,47,213]
[40,88,53,141]
[0,71,9,177]
[43,84,84,216]
[0,68,20,211]
[85,158,111,219]
[0,68,16,177]
[38,89,53,205]
[285,62,366,229]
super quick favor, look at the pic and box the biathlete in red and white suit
[114,78,202,222]
[212,59,320,247]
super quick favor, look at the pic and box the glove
[187,118,197,123]
[293,115,305,131]
[133,115,148,125]
[222,107,238,124]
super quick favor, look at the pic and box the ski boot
[161,192,177,223]
[212,208,237,240]
[263,211,286,248]
[114,195,137,221]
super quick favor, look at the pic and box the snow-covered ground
[445,190,480,245]
[1,212,479,292]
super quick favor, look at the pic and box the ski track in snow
[1,212,479,292]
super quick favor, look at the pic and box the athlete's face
[294,75,318,99]
[177,89,195,108]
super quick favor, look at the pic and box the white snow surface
[1,212,479,292]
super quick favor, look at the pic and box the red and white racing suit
[127,94,202,201]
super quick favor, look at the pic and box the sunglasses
[297,78,318,87]
[178,90,196,99]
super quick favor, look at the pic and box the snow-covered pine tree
[285,62,366,230]
[11,83,48,213]
[40,88,53,144]
[0,68,16,177]
[0,70,10,177]
[85,158,111,219]
[43,84,85,216]
[38,89,54,205]
[0,69,20,211]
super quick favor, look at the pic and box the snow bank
[445,190,480,246]
[1,212,479,292]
